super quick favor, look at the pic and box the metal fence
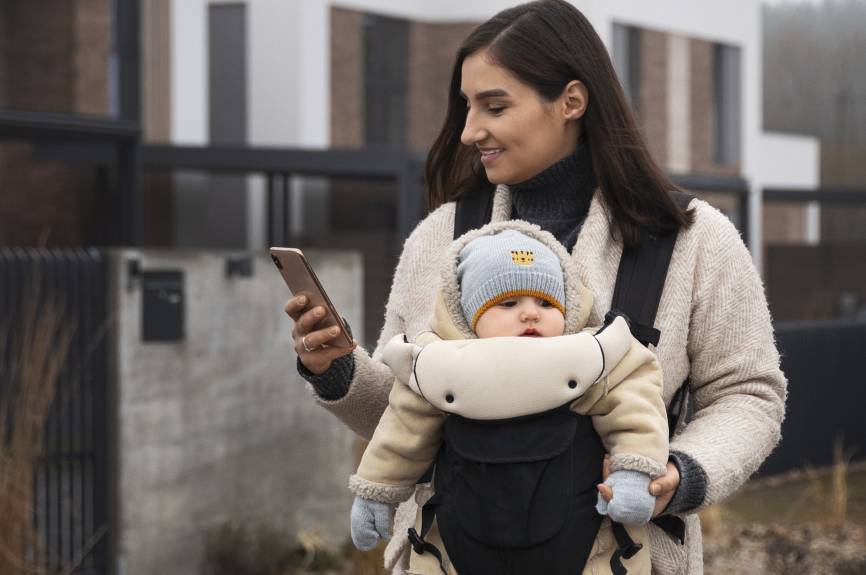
[759,318,866,475]
[0,248,109,574]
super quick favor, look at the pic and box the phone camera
[271,255,283,269]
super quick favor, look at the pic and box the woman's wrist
[298,353,355,400]
[662,450,708,515]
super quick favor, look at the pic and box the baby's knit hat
[458,229,566,330]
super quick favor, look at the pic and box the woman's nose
[460,110,485,146]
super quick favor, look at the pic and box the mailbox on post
[142,270,185,342]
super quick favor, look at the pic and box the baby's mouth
[521,328,540,336]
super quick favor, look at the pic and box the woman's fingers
[295,322,357,374]
[602,454,611,481]
[650,462,680,517]
[300,325,344,350]
[293,305,330,338]
[649,463,680,496]
[285,294,356,374]
[284,295,309,321]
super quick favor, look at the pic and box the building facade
[152,0,820,269]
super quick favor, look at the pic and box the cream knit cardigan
[309,186,787,575]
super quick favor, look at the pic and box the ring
[302,335,316,353]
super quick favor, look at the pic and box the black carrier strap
[407,495,448,575]
[453,189,495,240]
[610,191,694,348]
[609,522,643,575]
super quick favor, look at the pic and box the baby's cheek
[553,311,566,335]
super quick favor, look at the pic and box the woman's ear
[561,80,588,121]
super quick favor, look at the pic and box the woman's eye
[488,106,505,115]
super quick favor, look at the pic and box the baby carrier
[406,190,693,575]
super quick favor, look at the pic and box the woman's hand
[648,462,680,517]
[285,295,356,375]
[598,455,680,518]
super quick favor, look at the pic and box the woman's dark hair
[426,0,693,245]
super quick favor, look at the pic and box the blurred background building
[1,1,864,574]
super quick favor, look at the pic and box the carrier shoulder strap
[453,188,495,240]
[610,191,694,348]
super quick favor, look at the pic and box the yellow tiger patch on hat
[511,250,534,265]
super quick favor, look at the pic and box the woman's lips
[479,148,503,165]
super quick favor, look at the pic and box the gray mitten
[595,470,655,524]
[350,496,395,551]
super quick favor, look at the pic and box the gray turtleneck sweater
[297,143,705,515]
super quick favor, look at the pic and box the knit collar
[508,142,596,250]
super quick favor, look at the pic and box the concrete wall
[109,249,361,575]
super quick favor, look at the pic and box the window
[712,43,741,165]
[612,23,641,112]
[363,14,409,146]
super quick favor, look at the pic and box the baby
[349,222,668,575]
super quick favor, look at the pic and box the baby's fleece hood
[431,220,594,339]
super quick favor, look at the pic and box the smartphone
[270,247,354,348]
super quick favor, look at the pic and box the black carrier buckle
[407,527,449,575]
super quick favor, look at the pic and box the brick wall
[763,204,808,244]
[0,0,111,248]
[74,0,110,115]
[689,38,714,175]
[143,0,172,142]
[408,21,478,153]
[329,12,478,154]
[330,7,363,148]
[638,29,668,169]
[688,38,740,178]
[0,143,88,246]
[0,4,7,107]
[4,0,76,112]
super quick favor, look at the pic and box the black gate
[0,248,109,574]
[759,319,866,475]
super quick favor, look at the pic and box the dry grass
[703,455,866,575]
[831,437,851,529]
[200,523,347,575]
[0,279,72,574]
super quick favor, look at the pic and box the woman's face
[460,49,581,185]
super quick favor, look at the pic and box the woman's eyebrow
[459,88,511,100]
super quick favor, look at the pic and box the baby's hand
[350,496,395,551]
[595,470,655,524]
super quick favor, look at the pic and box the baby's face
[474,295,565,338]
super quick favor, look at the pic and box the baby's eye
[498,299,518,308]
[538,299,554,308]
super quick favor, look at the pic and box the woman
[286,1,786,573]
